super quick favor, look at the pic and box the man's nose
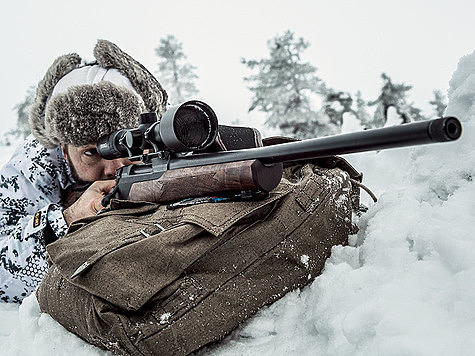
[104,158,130,178]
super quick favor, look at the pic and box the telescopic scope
[97,100,219,159]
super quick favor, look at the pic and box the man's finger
[93,179,116,194]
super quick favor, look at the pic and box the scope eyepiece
[96,129,129,159]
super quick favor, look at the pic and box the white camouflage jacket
[0,135,74,303]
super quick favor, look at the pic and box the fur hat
[29,40,168,148]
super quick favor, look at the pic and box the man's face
[62,144,131,184]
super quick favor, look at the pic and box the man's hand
[63,180,116,226]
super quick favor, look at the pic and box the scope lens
[154,101,218,152]
[173,104,214,149]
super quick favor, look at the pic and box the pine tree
[242,30,329,139]
[354,91,373,129]
[155,35,199,104]
[430,89,447,117]
[367,73,425,127]
[399,104,426,122]
[2,86,34,145]
[322,90,354,129]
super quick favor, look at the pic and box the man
[0,40,167,303]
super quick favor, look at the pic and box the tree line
[241,30,446,138]
[5,31,446,144]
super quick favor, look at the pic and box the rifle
[97,100,462,206]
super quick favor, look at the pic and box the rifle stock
[127,160,283,203]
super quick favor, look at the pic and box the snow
[1,49,474,355]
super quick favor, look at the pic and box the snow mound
[202,50,475,355]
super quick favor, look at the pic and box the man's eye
[83,148,98,157]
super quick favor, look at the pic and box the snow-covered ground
[0,49,474,355]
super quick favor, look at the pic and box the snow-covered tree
[242,30,330,139]
[155,35,199,104]
[322,90,354,129]
[367,73,425,127]
[399,104,426,122]
[353,91,372,128]
[2,86,34,145]
[430,89,447,117]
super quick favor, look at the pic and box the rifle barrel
[167,117,461,170]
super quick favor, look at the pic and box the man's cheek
[77,163,104,181]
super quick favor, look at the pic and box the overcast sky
[1,0,474,136]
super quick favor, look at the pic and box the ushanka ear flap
[29,53,82,148]
[94,39,168,117]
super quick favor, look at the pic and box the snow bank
[0,50,474,355]
[0,296,109,355]
[203,50,475,356]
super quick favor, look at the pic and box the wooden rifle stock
[127,160,283,203]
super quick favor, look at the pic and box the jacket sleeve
[0,137,69,303]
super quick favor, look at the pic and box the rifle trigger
[101,182,120,207]
[166,153,172,170]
